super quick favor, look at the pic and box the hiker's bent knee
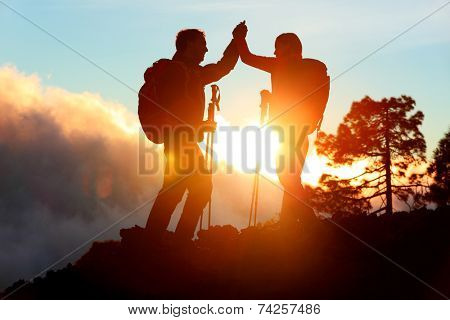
[188,174,212,205]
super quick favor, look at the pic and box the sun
[208,116,328,187]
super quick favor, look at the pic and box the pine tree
[315,95,426,215]
[427,129,450,207]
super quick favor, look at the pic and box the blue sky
[1,0,449,154]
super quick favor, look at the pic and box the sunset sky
[0,0,449,289]
[1,0,449,149]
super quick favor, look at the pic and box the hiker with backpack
[232,22,330,229]
[140,27,240,242]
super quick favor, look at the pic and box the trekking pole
[200,85,220,230]
[248,90,270,227]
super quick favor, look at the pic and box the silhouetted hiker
[233,22,330,229]
[141,27,239,242]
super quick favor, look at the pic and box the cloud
[0,65,162,289]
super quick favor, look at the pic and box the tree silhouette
[305,181,372,218]
[426,129,450,207]
[315,96,426,215]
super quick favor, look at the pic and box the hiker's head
[274,33,302,60]
[176,29,208,64]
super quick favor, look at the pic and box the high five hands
[233,21,248,40]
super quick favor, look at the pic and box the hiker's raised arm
[233,22,275,73]
[201,38,239,85]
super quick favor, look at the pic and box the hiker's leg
[176,172,212,241]
[277,124,315,227]
[145,176,186,235]
[175,145,212,241]
[278,171,303,227]
[277,125,303,226]
[292,133,316,225]
[145,139,187,236]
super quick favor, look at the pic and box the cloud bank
[0,65,163,289]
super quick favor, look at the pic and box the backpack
[299,58,330,134]
[138,59,187,144]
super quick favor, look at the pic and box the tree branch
[367,152,385,157]
[392,184,428,188]
[361,190,387,200]
[360,174,387,184]
[337,166,384,181]
[370,206,386,215]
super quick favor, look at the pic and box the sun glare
[209,116,329,186]
[207,115,371,189]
